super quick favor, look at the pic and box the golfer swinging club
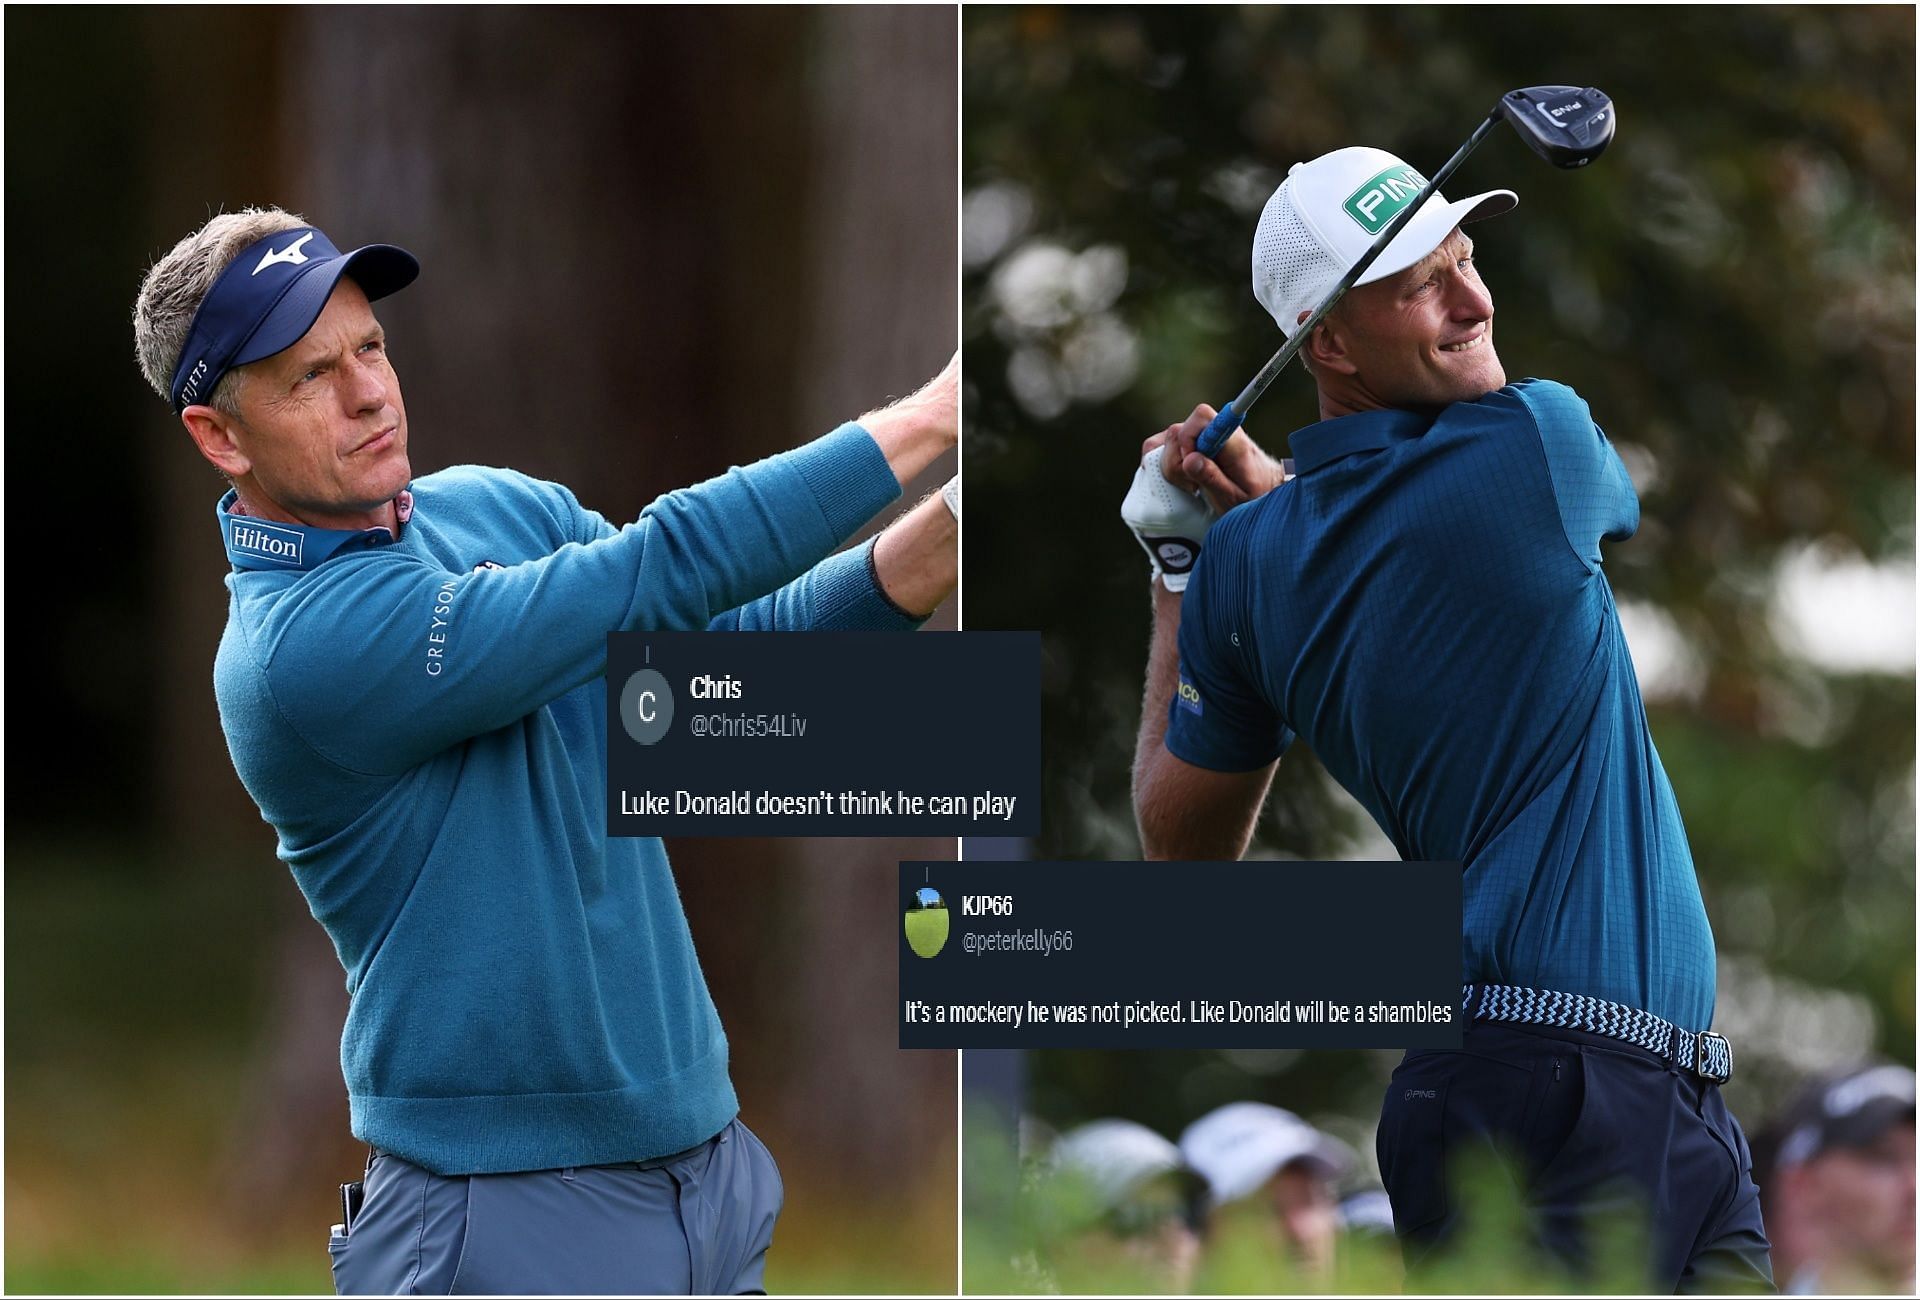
[1123,148,1772,1290]
[134,207,958,1295]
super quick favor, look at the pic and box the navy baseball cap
[169,225,418,412]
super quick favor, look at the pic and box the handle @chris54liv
[1195,401,1242,459]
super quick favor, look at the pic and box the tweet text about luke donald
[606,631,1039,837]
[898,861,1462,1049]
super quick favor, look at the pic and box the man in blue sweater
[1122,149,1770,1290]
[134,207,957,1294]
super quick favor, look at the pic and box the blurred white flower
[963,182,1035,269]
[1202,161,1281,216]
[1612,441,1662,497]
[990,242,1080,333]
[1617,599,1707,702]
[1061,314,1139,402]
[1066,245,1128,314]
[992,240,1139,415]
[1771,542,1916,673]
[1006,345,1070,420]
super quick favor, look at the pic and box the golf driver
[1193,85,1615,458]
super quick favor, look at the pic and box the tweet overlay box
[607,632,1039,837]
[899,861,1462,1048]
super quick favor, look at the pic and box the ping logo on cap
[231,520,305,566]
[1343,165,1427,235]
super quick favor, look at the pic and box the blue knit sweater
[212,423,909,1173]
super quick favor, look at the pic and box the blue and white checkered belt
[1463,983,1733,1084]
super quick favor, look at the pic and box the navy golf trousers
[1377,1021,1773,1293]
[327,1117,783,1295]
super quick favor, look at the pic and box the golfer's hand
[1123,438,1216,593]
[860,352,959,484]
[1156,404,1290,514]
[908,351,959,450]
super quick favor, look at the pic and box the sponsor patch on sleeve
[1175,672,1203,716]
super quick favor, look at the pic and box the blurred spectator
[1179,1101,1356,1281]
[1758,1063,1915,1294]
[1051,1118,1207,1291]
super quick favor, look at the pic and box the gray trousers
[328,1118,783,1295]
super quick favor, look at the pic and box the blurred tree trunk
[141,9,289,849]
[216,885,355,1228]
[796,7,962,622]
[771,841,959,1189]
[778,6,960,1188]
[281,6,812,509]
[132,5,352,1234]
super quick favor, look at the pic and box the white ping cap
[1253,146,1516,336]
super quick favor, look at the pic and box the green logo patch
[1342,165,1428,235]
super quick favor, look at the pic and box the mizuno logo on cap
[1343,166,1427,235]
[253,232,315,275]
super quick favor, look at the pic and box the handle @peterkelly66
[1195,400,1242,459]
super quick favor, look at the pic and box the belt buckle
[1694,1030,1730,1081]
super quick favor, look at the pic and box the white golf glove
[1120,445,1217,592]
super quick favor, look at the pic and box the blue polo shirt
[1167,380,1716,1030]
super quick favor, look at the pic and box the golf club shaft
[1196,107,1504,458]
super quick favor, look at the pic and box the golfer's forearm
[858,357,959,486]
[710,537,926,630]
[1137,752,1276,861]
[1135,760,1183,859]
[858,409,954,487]
[870,490,958,618]
[1132,581,1185,846]
[1130,584,1276,858]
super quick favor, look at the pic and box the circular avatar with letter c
[620,669,675,745]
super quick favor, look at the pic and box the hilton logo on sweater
[231,520,305,566]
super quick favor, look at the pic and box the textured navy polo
[1167,380,1716,1030]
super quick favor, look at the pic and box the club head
[1499,85,1615,168]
